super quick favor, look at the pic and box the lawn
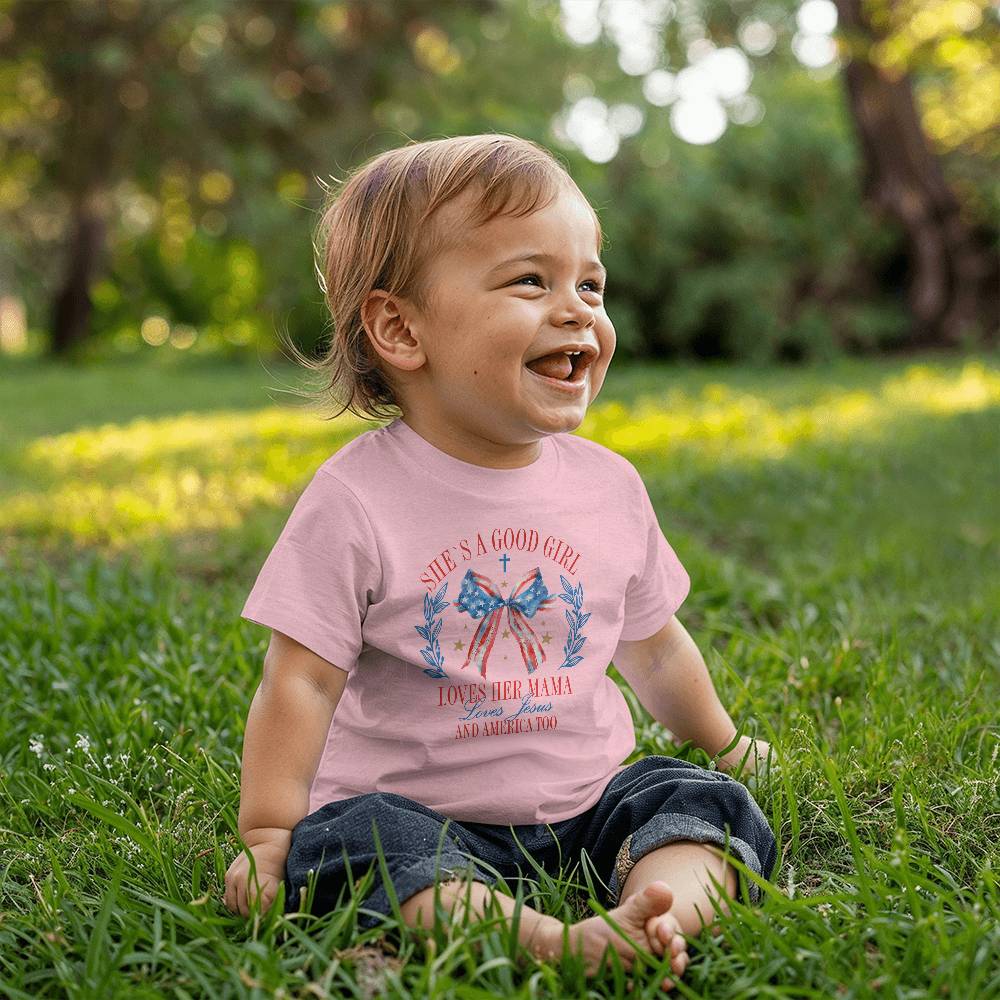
[1,349,998,998]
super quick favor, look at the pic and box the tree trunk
[49,189,108,357]
[834,0,999,347]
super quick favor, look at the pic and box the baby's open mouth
[524,349,593,383]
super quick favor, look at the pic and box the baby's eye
[515,274,605,294]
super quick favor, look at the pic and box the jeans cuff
[608,812,766,908]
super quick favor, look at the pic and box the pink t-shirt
[241,416,690,825]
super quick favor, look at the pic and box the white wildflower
[29,737,45,757]
[75,733,91,753]
[785,863,796,899]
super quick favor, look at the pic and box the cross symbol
[499,552,510,573]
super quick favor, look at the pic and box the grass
[1,348,998,998]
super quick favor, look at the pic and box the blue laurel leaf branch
[415,582,449,679]
[556,575,588,669]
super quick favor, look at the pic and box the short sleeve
[240,470,382,673]
[619,470,690,641]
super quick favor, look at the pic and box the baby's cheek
[589,363,612,401]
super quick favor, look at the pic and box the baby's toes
[644,915,667,956]
[669,931,687,960]
[669,946,689,979]
[656,913,682,951]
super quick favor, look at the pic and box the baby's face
[405,185,616,445]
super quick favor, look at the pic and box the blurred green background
[0,0,996,364]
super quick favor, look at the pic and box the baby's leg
[619,839,738,940]
[400,877,560,955]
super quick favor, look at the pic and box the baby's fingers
[245,872,271,914]
[255,878,278,913]
[235,869,250,917]
[223,862,241,914]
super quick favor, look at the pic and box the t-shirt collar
[384,416,560,497]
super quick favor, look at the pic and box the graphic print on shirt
[415,526,592,742]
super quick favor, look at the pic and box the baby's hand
[223,829,291,917]
[716,736,773,781]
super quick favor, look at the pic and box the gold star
[502,629,511,639]
[541,633,552,644]
[453,639,465,651]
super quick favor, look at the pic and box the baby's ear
[362,289,426,373]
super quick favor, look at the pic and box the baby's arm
[223,628,348,916]
[613,616,771,776]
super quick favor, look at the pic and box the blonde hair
[277,133,603,423]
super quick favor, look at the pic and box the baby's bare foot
[534,880,688,992]
[642,904,688,991]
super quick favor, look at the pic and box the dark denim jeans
[284,754,778,929]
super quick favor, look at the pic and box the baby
[223,133,778,991]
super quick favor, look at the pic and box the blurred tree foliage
[587,69,910,362]
[0,0,995,363]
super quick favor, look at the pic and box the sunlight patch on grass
[2,407,371,550]
[582,360,1000,459]
[22,407,364,472]
[1,361,997,551]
